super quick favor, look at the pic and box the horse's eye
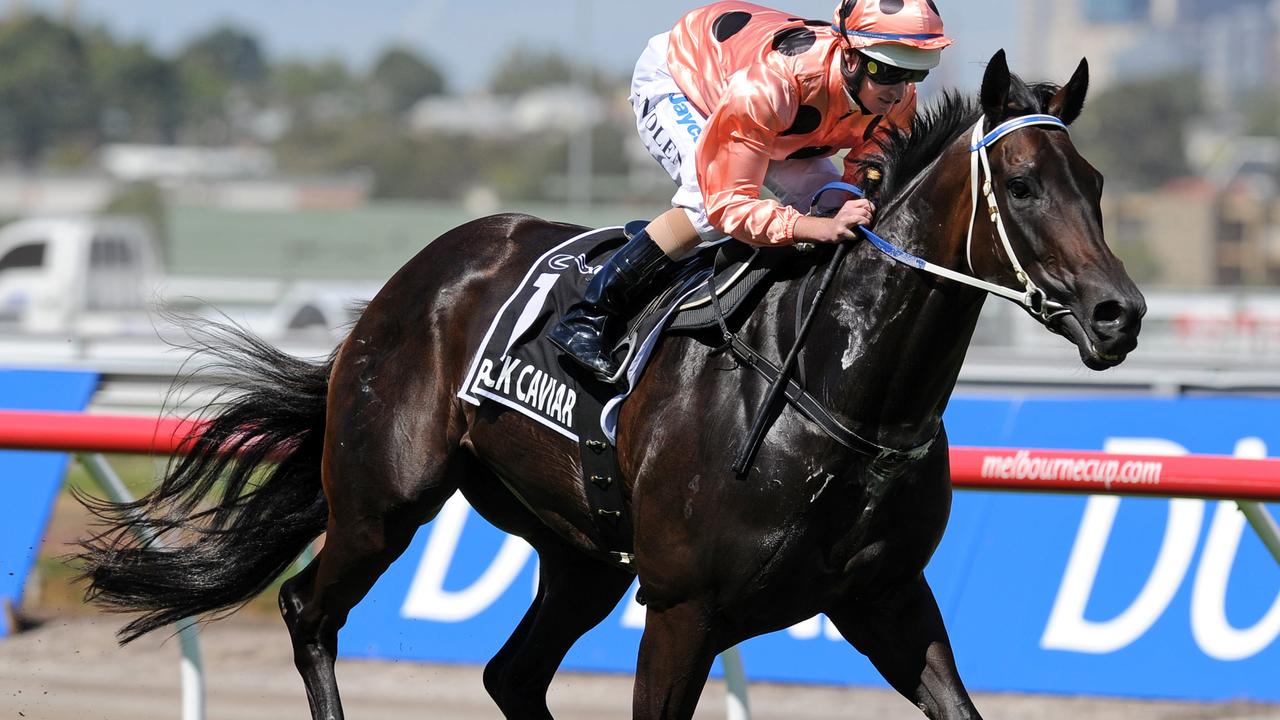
[1006,178,1033,199]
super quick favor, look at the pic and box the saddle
[457,223,800,565]
[630,221,800,344]
[460,179,934,564]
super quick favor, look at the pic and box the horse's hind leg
[827,577,981,720]
[279,558,343,719]
[279,508,437,720]
[483,542,635,719]
[280,404,465,719]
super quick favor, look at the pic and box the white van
[0,216,160,335]
[0,216,378,341]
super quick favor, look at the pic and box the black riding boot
[548,229,674,380]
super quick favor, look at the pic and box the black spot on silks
[926,0,941,16]
[803,19,831,27]
[881,0,905,13]
[713,11,752,42]
[771,26,817,56]
[787,146,833,160]
[781,105,823,136]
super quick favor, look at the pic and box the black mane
[864,74,1062,206]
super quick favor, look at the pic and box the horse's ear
[980,49,1011,123]
[1047,58,1089,125]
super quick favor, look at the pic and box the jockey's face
[856,74,908,115]
[843,50,912,116]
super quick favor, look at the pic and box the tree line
[0,15,437,163]
[0,13,635,203]
[0,12,1273,200]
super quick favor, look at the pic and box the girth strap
[571,376,635,567]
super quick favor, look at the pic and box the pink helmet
[834,0,954,70]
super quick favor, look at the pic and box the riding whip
[730,185,864,477]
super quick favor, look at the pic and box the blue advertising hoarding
[0,369,99,637]
[339,396,1280,701]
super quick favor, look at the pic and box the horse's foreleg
[633,601,718,720]
[483,545,634,719]
[827,577,981,720]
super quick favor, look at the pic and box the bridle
[812,113,1073,325]
[964,113,1072,324]
[733,113,1075,473]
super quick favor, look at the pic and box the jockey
[550,0,953,379]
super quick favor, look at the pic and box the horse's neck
[809,151,986,449]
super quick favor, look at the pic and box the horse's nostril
[1093,300,1125,325]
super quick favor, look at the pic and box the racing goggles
[862,58,929,85]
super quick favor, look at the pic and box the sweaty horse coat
[78,52,1144,720]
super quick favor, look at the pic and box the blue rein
[805,111,1071,318]
[809,181,929,271]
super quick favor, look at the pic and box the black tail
[76,321,335,643]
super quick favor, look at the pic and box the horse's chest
[713,481,943,628]
[808,466,950,593]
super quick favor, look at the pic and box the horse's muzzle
[1054,293,1145,370]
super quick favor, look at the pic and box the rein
[725,183,935,477]
[822,113,1072,324]
[726,114,1071,475]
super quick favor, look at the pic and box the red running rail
[0,411,1278,502]
[0,410,199,455]
[951,447,1280,502]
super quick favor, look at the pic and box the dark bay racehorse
[78,51,1143,719]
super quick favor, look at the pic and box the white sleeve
[762,156,842,214]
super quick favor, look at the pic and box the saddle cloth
[456,224,782,443]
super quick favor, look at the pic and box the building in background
[1103,167,1280,288]
[1022,0,1280,289]
[1025,0,1279,98]
[0,145,371,217]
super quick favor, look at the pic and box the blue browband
[970,114,1067,151]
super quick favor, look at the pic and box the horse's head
[968,50,1145,370]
